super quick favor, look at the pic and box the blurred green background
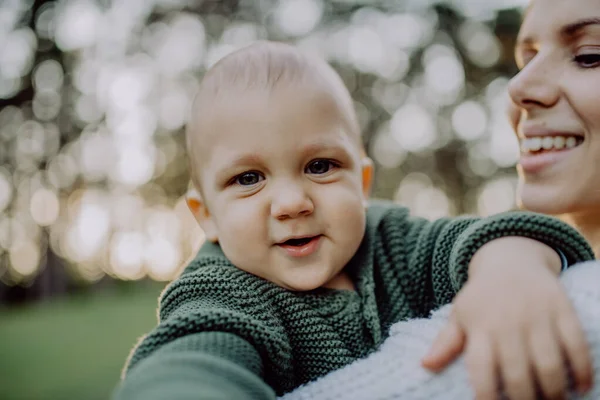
[0,0,526,398]
[0,281,164,399]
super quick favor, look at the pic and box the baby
[114,41,594,400]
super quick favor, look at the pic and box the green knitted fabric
[115,201,594,400]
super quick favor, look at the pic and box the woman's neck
[561,212,600,259]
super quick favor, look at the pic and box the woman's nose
[508,56,561,111]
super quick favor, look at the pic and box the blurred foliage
[0,0,525,303]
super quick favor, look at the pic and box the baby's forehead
[190,82,358,152]
[189,68,359,145]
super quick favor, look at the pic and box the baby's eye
[306,159,336,175]
[235,172,264,186]
[573,53,600,68]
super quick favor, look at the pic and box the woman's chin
[517,184,573,216]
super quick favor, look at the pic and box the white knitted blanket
[281,261,600,400]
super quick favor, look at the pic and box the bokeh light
[0,0,526,293]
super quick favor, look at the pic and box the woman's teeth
[520,136,582,153]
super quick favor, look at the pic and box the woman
[507,0,600,258]
[283,0,600,398]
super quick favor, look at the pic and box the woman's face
[508,0,600,218]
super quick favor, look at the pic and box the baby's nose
[271,188,314,220]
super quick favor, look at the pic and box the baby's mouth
[279,235,321,247]
[282,237,314,246]
[520,135,584,154]
[276,235,323,257]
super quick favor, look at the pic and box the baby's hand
[421,237,593,400]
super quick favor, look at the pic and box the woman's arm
[281,261,600,400]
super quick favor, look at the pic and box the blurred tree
[1,0,68,305]
[0,0,523,305]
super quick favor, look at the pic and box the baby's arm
[374,206,593,318]
[113,263,287,400]
[430,211,593,299]
[114,331,274,400]
[281,261,600,400]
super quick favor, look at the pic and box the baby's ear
[185,187,218,243]
[361,157,374,201]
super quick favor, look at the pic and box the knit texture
[281,261,600,400]
[115,201,594,399]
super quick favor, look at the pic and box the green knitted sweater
[115,201,593,400]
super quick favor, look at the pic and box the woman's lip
[277,235,322,258]
[518,147,579,174]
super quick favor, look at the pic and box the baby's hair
[197,41,312,94]
[185,41,361,193]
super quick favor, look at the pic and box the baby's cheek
[324,189,366,238]
[338,207,366,237]
[332,183,367,212]
[221,208,256,243]
[218,220,258,273]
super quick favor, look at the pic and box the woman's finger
[528,320,567,399]
[556,304,594,394]
[497,330,536,400]
[465,333,498,400]
[422,315,466,371]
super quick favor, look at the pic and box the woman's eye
[515,48,536,70]
[235,172,263,186]
[574,53,600,68]
[306,160,335,175]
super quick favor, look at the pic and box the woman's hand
[421,237,593,399]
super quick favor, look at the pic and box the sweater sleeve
[114,331,275,400]
[373,206,595,322]
[115,262,294,399]
[443,211,595,294]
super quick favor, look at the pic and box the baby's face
[191,87,370,291]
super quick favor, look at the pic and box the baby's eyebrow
[212,140,353,183]
[299,141,351,158]
[226,153,263,168]
[212,153,263,183]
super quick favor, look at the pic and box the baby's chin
[273,271,341,292]
[277,278,329,292]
